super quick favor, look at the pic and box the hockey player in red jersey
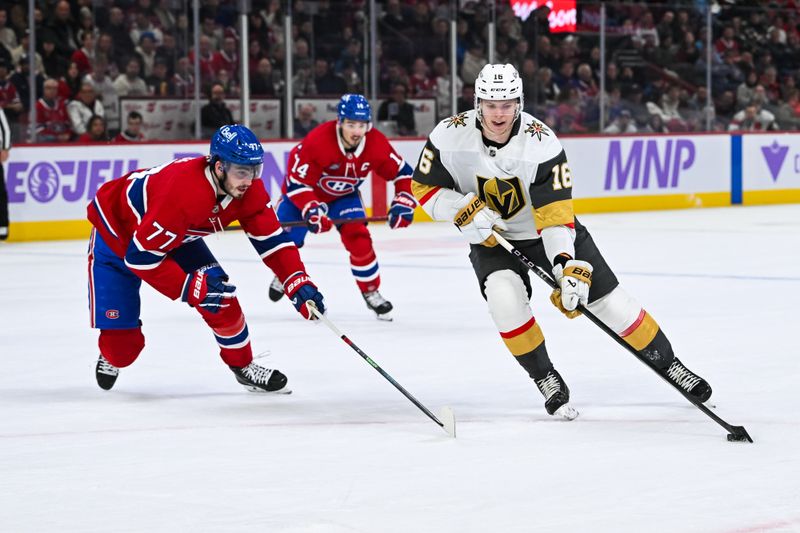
[268,94,417,320]
[87,124,325,392]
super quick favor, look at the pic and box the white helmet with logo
[474,63,524,124]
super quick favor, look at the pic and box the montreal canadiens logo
[319,176,360,196]
[105,310,120,319]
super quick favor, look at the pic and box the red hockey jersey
[281,120,413,209]
[88,156,305,300]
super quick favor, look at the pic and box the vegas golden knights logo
[477,176,524,219]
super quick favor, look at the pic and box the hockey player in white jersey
[411,64,712,420]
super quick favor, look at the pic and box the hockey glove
[302,201,333,234]
[388,191,417,229]
[182,265,236,313]
[551,257,593,318]
[453,192,508,247]
[283,271,326,320]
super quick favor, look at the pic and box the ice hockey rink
[1,204,798,533]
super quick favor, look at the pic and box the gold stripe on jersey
[411,181,440,205]
[500,317,545,356]
[533,199,575,231]
[620,310,660,351]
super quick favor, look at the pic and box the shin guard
[98,327,145,368]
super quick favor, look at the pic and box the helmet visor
[223,161,263,180]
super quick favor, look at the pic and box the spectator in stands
[380,60,409,95]
[35,78,72,142]
[775,89,800,130]
[147,58,174,96]
[292,63,316,96]
[377,83,416,136]
[95,33,116,74]
[135,33,158,79]
[432,56,462,118]
[335,38,362,76]
[114,111,146,142]
[11,30,43,75]
[215,69,240,98]
[113,58,148,98]
[293,103,319,138]
[250,58,279,96]
[200,14,223,51]
[460,41,485,84]
[408,57,435,98]
[105,7,135,70]
[130,11,163,48]
[172,56,195,98]
[456,83,474,113]
[212,36,240,82]
[604,109,637,134]
[78,115,108,143]
[314,58,346,96]
[642,113,668,134]
[200,83,234,138]
[70,32,95,78]
[58,61,82,101]
[737,71,760,108]
[156,33,181,67]
[0,8,16,52]
[68,80,105,136]
[247,39,266,74]
[537,66,559,104]
[728,101,777,131]
[85,57,119,135]
[40,33,67,79]
[189,35,215,89]
[0,58,23,127]
[9,55,42,132]
[46,1,78,60]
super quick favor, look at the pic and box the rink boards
[4,132,800,242]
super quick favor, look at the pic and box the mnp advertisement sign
[561,134,730,210]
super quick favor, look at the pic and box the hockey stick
[491,230,753,443]
[309,304,456,438]
[281,215,389,229]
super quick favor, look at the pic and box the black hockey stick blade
[309,304,457,438]
[727,425,753,443]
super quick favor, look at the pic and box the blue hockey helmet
[209,124,264,172]
[337,94,372,122]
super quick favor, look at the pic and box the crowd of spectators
[1,1,800,143]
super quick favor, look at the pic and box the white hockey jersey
[411,109,576,242]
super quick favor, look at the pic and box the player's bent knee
[99,327,145,368]
[586,286,643,334]
[484,270,531,329]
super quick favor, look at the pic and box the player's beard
[224,181,249,199]
[339,129,363,150]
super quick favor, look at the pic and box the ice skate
[535,369,578,420]
[230,362,291,394]
[268,275,284,302]
[662,357,712,403]
[362,290,393,321]
[95,355,119,391]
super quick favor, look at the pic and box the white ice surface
[1,205,799,533]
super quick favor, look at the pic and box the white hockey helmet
[474,63,524,124]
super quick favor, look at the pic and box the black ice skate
[535,369,578,420]
[362,290,393,321]
[662,357,712,403]
[96,355,119,390]
[229,362,291,394]
[268,275,284,302]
